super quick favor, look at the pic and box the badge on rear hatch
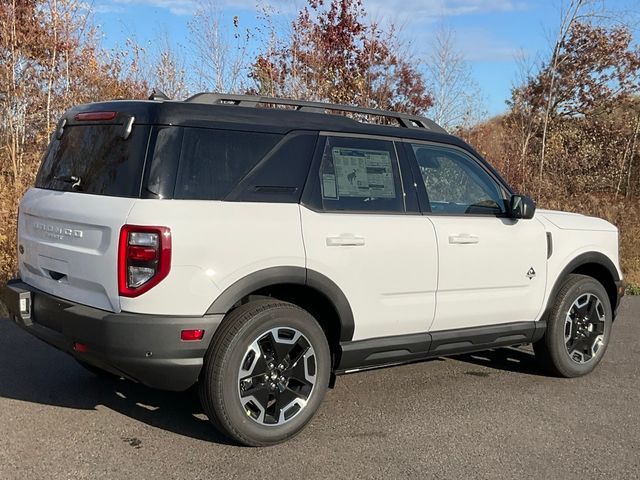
[34,222,84,240]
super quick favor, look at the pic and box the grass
[625,283,640,296]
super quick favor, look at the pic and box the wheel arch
[206,267,355,347]
[547,252,620,318]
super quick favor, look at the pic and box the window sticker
[331,147,396,198]
[322,173,337,199]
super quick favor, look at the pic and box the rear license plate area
[5,283,33,327]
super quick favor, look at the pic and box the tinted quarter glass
[144,126,182,199]
[174,128,282,200]
[226,131,317,203]
[411,144,507,215]
[318,136,404,213]
[35,124,151,197]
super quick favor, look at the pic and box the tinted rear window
[174,128,282,200]
[36,124,150,197]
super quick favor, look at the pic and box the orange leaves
[251,0,432,114]
[0,0,148,284]
[518,22,640,119]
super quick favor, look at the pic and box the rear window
[174,128,282,200]
[35,124,151,197]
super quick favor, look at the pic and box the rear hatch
[18,108,152,312]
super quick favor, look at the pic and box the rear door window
[36,124,151,197]
[316,136,405,213]
[174,128,282,200]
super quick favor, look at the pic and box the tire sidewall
[212,305,330,445]
[548,277,612,377]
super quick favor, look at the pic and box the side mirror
[510,194,536,219]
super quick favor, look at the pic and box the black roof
[65,97,473,150]
[63,94,513,194]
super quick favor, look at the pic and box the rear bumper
[3,279,223,391]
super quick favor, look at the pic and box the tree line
[0,0,639,286]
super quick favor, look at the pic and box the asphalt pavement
[1,298,638,479]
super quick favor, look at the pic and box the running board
[336,321,546,373]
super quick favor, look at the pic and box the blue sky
[92,0,639,117]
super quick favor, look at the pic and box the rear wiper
[54,175,82,189]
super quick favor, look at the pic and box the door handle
[449,234,479,244]
[326,235,366,247]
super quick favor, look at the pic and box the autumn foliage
[461,20,640,283]
[251,0,432,114]
[0,0,147,282]
[1,0,640,289]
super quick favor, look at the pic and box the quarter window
[174,128,282,200]
[318,136,404,212]
[411,144,507,215]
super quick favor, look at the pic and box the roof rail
[184,93,447,134]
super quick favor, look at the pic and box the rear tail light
[118,225,171,297]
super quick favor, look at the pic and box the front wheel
[199,300,331,446]
[534,274,612,377]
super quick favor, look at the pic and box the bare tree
[189,0,251,93]
[148,31,189,100]
[623,111,640,199]
[425,24,486,130]
[506,51,540,192]
[536,0,588,198]
[45,0,59,133]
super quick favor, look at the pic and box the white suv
[4,93,624,446]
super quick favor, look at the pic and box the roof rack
[184,93,447,134]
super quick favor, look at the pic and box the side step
[336,321,546,373]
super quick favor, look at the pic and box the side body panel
[535,211,621,319]
[300,206,438,340]
[121,201,305,316]
[427,215,548,331]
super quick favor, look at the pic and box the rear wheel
[199,300,331,446]
[534,274,612,377]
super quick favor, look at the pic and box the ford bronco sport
[3,93,625,446]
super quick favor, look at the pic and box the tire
[199,300,331,446]
[534,274,612,377]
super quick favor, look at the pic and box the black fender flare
[205,266,355,342]
[544,251,620,316]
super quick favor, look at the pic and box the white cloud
[112,0,198,16]
[365,0,526,18]
[363,1,527,63]
[93,3,126,14]
[409,26,523,63]
[456,28,523,62]
[104,0,526,19]
[107,0,288,16]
